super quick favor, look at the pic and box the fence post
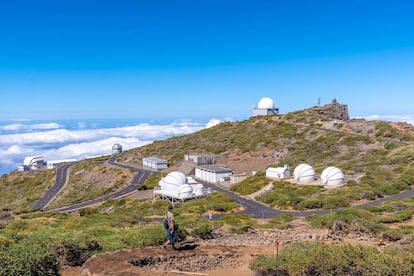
[321,241,325,276]
[275,240,280,276]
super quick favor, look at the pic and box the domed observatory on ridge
[112,143,123,154]
[252,97,279,116]
[321,166,345,187]
[153,171,210,203]
[293,163,316,183]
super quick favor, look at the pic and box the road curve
[38,155,154,213]
[32,162,75,211]
[199,180,414,219]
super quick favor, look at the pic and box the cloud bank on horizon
[0,119,212,175]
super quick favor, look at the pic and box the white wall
[195,168,232,183]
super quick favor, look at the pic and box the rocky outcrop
[310,99,350,121]
[129,251,242,272]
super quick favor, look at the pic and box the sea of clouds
[0,118,225,176]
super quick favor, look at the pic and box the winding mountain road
[32,162,75,211]
[34,155,154,213]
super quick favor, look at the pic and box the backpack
[163,218,169,230]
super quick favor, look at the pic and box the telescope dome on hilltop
[163,171,188,186]
[293,163,316,183]
[252,97,279,116]
[258,97,275,109]
[112,143,122,154]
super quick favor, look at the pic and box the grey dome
[112,143,123,154]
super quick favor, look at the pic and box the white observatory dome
[178,184,193,197]
[164,171,188,186]
[321,167,344,186]
[293,163,316,183]
[257,97,275,109]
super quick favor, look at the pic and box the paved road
[32,162,75,211]
[33,154,414,217]
[37,155,154,213]
[199,180,414,219]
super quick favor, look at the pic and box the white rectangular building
[266,164,290,179]
[142,156,168,170]
[195,164,232,184]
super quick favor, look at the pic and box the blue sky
[0,0,414,121]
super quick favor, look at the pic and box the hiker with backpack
[163,205,178,249]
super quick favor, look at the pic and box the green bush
[383,229,403,241]
[230,172,269,195]
[0,238,60,275]
[308,208,386,234]
[250,242,414,275]
[377,210,413,223]
[142,173,162,189]
[258,214,294,229]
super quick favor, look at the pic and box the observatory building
[266,164,290,179]
[18,156,44,171]
[321,166,345,187]
[112,143,123,154]
[195,164,233,184]
[293,163,316,183]
[153,171,209,202]
[252,97,279,117]
[142,156,168,170]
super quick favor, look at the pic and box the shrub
[383,229,403,241]
[308,208,385,234]
[377,210,413,223]
[0,239,60,275]
[230,173,269,195]
[142,173,162,189]
[250,242,414,275]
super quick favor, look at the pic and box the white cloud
[205,119,222,128]
[0,123,62,131]
[362,114,414,126]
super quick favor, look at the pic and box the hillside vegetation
[0,170,56,213]
[118,109,414,210]
[1,107,414,274]
[1,108,414,213]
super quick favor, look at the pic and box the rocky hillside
[117,101,414,179]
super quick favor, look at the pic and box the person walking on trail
[163,205,177,249]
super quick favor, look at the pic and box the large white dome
[164,171,188,186]
[321,167,344,186]
[293,164,316,183]
[257,97,275,109]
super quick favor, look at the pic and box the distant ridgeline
[309,99,350,121]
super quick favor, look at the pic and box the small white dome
[293,164,316,183]
[178,184,193,197]
[258,97,275,109]
[164,171,188,185]
[321,167,344,186]
[193,183,206,196]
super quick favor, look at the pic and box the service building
[195,164,233,184]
